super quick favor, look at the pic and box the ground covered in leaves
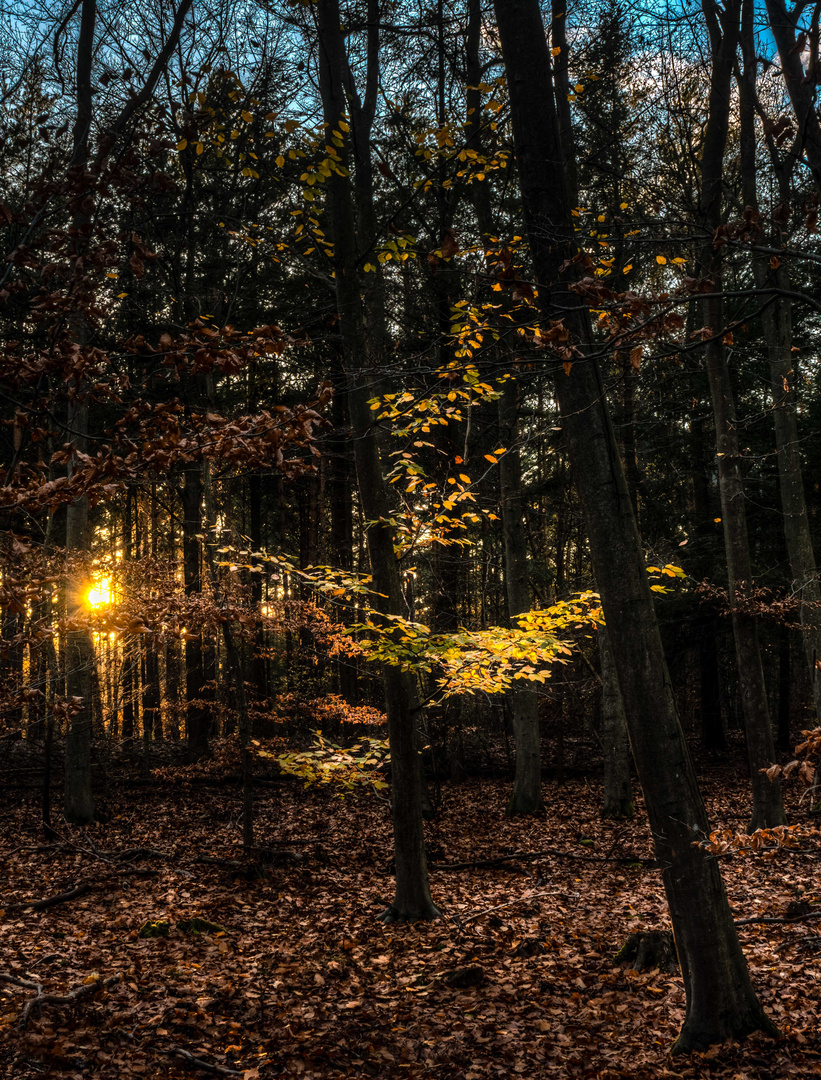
[1,764,820,1079]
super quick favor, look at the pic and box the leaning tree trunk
[317,0,438,923]
[498,378,544,814]
[698,0,784,830]
[598,625,634,819]
[494,0,776,1051]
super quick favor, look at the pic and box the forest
[1,0,821,1075]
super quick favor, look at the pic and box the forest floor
[1,759,820,1079]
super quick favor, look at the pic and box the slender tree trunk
[738,1,821,728]
[494,0,776,1050]
[698,0,784,830]
[764,0,821,194]
[599,625,634,818]
[249,471,269,718]
[182,462,209,752]
[498,378,544,814]
[317,0,438,923]
[64,400,95,824]
[688,408,726,751]
[62,0,98,826]
[202,486,254,848]
[467,3,541,811]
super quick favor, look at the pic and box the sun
[86,577,112,608]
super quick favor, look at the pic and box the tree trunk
[494,0,776,1050]
[182,462,209,753]
[599,625,634,819]
[317,0,438,922]
[764,0,821,194]
[738,1,821,729]
[498,378,544,815]
[698,0,784,830]
[64,400,95,825]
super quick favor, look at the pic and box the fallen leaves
[0,770,820,1078]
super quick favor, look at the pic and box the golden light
[86,577,112,609]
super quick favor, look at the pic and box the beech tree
[493,0,777,1050]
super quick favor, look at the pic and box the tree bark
[764,0,821,195]
[494,0,776,1050]
[599,625,634,819]
[739,0,821,729]
[698,0,784,830]
[317,0,438,923]
[498,378,544,815]
[182,462,209,753]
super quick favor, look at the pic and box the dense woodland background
[2,0,821,1074]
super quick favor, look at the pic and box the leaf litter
[1,770,820,1079]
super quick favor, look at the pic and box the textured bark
[698,0,784,830]
[494,0,776,1050]
[599,626,634,819]
[317,0,438,922]
[498,378,544,815]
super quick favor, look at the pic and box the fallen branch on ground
[735,911,821,927]
[0,970,121,1028]
[8,882,96,912]
[160,1044,242,1076]
[432,848,660,871]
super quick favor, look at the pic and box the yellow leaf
[195,142,204,155]
[484,454,498,464]
[623,264,633,273]
[284,119,299,133]
[241,110,253,122]
[574,84,584,92]
[116,292,128,298]
[672,257,687,265]
[276,155,285,167]
[620,201,628,210]
[459,473,471,483]
[176,138,188,151]
[552,46,561,56]
[656,255,667,265]
[714,517,722,523]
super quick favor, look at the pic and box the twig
[0,972,41,991]
[458,888,563,926]
[432,848,659,871]
[0,971,121,1029]
[8,882,96,912]
[115,847,169,861]
[735,911,821,927]
[160,1045,242,1076]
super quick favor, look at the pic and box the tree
[697,0,785,831]
[492,0,777,1050]
[316,0,439,923]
